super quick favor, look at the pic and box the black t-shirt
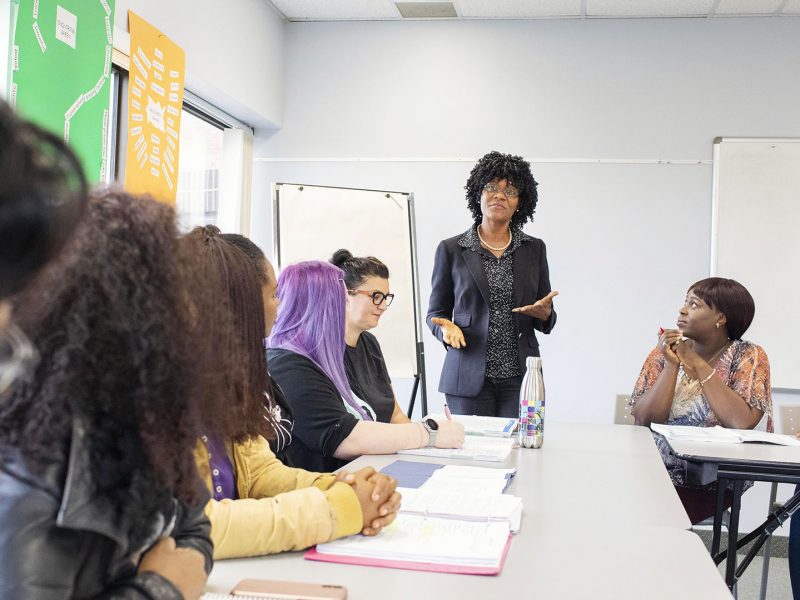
[265,379,294,466]
[266,347,360,472]
[344,332,395,423]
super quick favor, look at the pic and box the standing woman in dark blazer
[427,151,558,418]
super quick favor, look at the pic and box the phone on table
[230,578,348,600]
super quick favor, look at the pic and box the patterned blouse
[458,226,524,379]
[630,339,772,485]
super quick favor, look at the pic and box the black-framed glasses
[483,181,519,199]
[348,289,395,306]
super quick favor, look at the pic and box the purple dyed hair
[268,260,373,420]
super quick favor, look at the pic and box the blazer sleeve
[426,240,456,346]
[532,240,556,334]
[203,438,362,558]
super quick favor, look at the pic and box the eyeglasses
[348,289,395,307]
[0,322,38,396]
[483,182,519,199]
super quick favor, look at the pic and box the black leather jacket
[0,414,213,599]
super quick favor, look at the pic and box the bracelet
[699,369,716,387]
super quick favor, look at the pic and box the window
[175,110,224,232]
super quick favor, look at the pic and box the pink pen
[444,403,453,420]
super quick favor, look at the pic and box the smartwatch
[422,418,439,448]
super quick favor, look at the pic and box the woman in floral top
[630,277,771,523]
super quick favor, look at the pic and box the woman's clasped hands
[335,467,401,536]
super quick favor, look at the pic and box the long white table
[206,422,731,599]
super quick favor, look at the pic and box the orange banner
[124,11,185,204]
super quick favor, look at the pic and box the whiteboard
[273,183,421,379]
[711,138,800,389]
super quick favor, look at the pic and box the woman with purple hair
[268,260,465,472]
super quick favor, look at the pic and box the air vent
[395,2,457,18]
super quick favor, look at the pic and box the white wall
[252,16,800,533]
[115,0,285,128]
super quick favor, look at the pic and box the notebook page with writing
[397,436,514,462]
[427,414,518,437]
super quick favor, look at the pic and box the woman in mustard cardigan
[184,227,400,559]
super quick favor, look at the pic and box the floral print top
[630,339,772,485]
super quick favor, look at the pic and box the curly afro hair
[464,151,539,230]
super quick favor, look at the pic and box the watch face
[424,418,439,431]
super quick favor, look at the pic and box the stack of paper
[651,423,800,446]
[428,414,518,437]
[397,436,514,462]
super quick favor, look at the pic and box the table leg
[711,479,727,556]
[725,479,744,590]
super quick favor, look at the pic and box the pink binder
[304,534,512,576]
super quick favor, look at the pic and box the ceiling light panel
[270,0,400,21]
[455,0,583,18]
[715,0,784,14]
[587,0,716,17]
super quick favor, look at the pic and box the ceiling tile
[587,0,716,17]
[715,0,783,15]
[455,0,583,18]
[270,0,400,20]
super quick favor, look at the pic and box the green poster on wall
[10,0,115,182]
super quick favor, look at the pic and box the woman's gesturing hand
[512,290,559,320]
[431,317,466,349]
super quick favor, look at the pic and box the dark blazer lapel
[461,247,490,305]
[512,239,533,309]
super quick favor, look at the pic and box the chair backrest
[614,394,637,426]
[778,404,800,436]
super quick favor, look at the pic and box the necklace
[679,340,731,383]
[476,225,512,252]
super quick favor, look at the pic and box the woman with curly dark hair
[0,190,232,599]
[427,151,558,417]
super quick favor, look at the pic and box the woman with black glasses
[427,151,558,417]
[331,249,408,424]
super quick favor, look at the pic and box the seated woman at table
[185,228,400,559]
[268,261,465,473]
[330,249,410,424]
[629,277,772,524]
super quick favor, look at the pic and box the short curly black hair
[464,151,539,230]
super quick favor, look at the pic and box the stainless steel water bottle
[518,357,545,449]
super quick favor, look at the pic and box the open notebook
[397,435,514,462]
[651,423,800,446]
[427,414,518,437]
[305,465,521,575]
[306,514,512,575]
